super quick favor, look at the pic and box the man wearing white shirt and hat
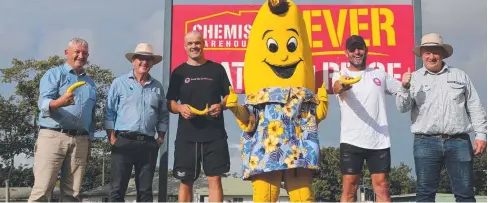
[104,43,169,202]
[397,33,487,202]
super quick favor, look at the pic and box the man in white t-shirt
[332,35,407,202]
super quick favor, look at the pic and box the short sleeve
[166,68,181,101]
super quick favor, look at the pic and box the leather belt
[116,131,154,141]
[415,133,468,139]
[40,126,88,136]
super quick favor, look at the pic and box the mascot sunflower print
[225,0,329,202]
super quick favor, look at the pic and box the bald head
[184,30,205,61]
[184,30,204,44]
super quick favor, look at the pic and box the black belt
[415,133,468,139]
[40,126,88,136]
[116,131,154,141]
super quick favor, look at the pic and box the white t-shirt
[332,67,402,150]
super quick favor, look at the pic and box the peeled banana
[339,75,361,85]
[189,104,209,115]
[66,81,87,94]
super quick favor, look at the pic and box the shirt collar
[63,63,86,76]
[422,62,449,75]
[127,70,153,84]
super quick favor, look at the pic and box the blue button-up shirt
[104,71,169,136]
[38,63,97,140]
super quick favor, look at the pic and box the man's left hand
[208,104,222,117]
[474,140,486,155]
[157,136,164,146]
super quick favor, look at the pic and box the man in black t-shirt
[166,30,231,202]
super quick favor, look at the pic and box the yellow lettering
[302,10,313,46]
[380,8,396,46]
[349,8,370,46]
[371,8,396,46]
[371,8,381,46]
[303,10,324,48]
[323,9,347,48]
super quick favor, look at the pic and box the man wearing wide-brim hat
[396,33,486,202]
[104,43,169,202]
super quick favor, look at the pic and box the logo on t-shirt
[184,77,213,84]
[373,78,382,86]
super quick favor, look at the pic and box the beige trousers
[28,129,90,202]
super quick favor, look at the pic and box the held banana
[189,104,209,116]
[66,81,87,94]
[339,75,362,85]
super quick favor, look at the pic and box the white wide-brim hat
[125,43,163,65]
[412,33,453,59]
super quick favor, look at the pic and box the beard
[348,54,367,68]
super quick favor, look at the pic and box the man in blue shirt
[28,38,96,202]
[104,43,169,202]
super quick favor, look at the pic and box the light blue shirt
[38,63,97,140]
[104,71,169,136]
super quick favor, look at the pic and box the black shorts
[340,143,391,175]
[173,137,230,181]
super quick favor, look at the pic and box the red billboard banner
[171,5,415,94]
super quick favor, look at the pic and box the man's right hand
[110,134,117,145]
[178,104,195,119]
[339,76,353,92]
[402,67,412,89]
[51,92,75,109]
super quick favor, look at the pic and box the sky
[0,0,486,178]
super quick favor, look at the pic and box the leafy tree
[0,164,35,187]
[312,147,343,202]
[0,95,36,200]
[473,151,487,195]
[388,162,416,195]
[1,56,66,127]
[81,138,112,191]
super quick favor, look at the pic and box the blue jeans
[413,134,475,202]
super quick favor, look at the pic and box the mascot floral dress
[225,0,329,202]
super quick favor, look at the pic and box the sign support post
[159,0,173,201]
[413,0,423,70]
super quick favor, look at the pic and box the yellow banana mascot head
[243,0,314,95]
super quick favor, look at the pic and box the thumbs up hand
[317,82,328,102]
[402,67,412,89]
[226,86,238,108]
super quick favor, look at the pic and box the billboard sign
[171,5,415,94]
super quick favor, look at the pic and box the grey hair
[68,37,89,48]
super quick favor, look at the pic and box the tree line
[0,56,486,201]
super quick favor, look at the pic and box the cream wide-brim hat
[412,33,453,59]
[125,43,163,65]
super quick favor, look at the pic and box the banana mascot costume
[226,0,328,202]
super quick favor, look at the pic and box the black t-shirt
[166,60,231,142]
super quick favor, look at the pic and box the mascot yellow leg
[285,168,315,202]
[251,171,282,202]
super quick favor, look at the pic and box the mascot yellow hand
[226,86,254,132]
[316,82,328,121]
[226,86,239,108]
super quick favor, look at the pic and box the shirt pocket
[413,84,431,105]
[148,89,161,110]
[447,83,465,104]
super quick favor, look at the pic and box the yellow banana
[189,104,209,115]
[66,81,87,94]
[339,75,361,85]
